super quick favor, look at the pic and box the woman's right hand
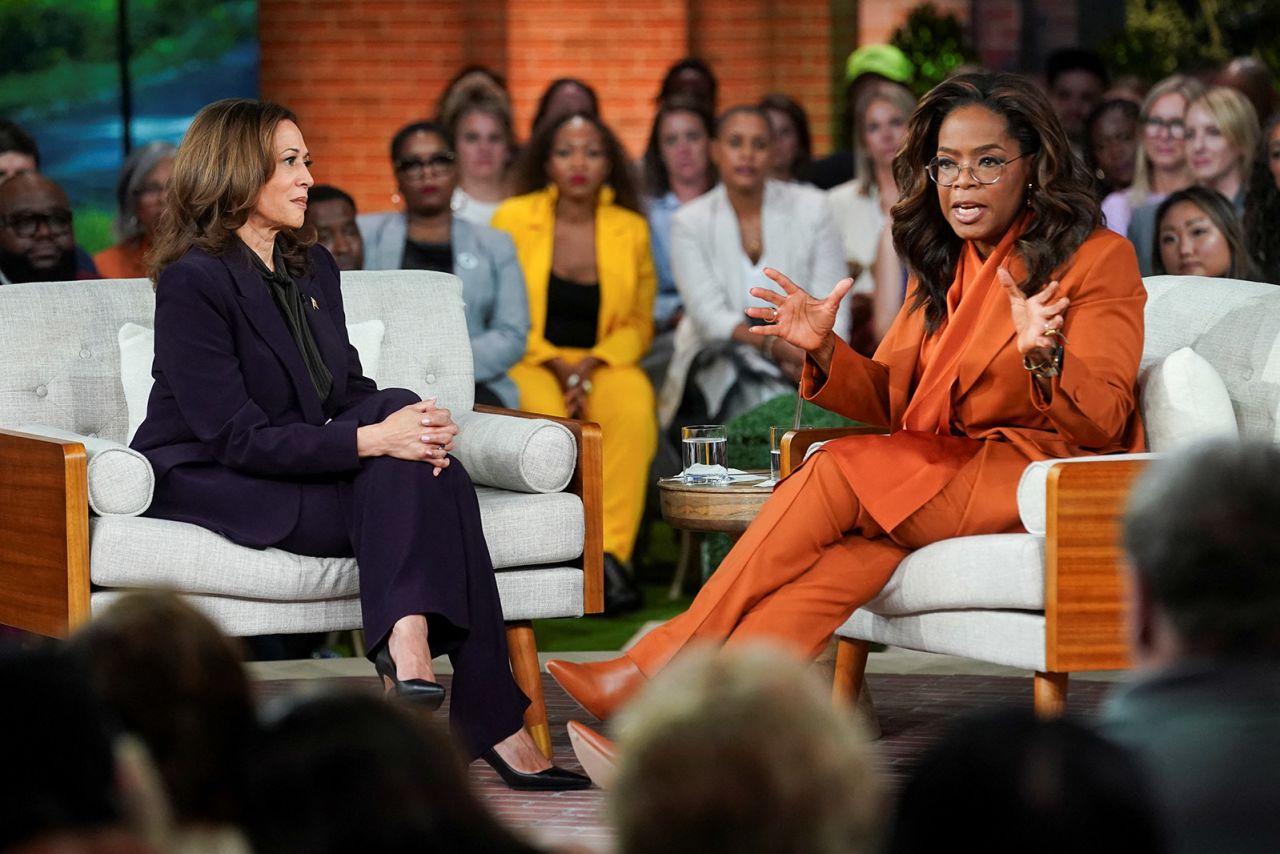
[746,268,853,374]
[357,400,458,474]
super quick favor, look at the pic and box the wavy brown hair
[891,72,1101,333]
[149,98,314,283]
[510,111,642,214]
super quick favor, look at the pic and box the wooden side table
[658,472,772,598]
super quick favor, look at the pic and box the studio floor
[249,647,1125,853]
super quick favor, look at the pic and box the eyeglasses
[926,153,1027,187]
[1143,116,1187,139]
[0,209,73,238]
[394,152,456,177]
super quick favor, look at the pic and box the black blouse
[544,271,600,349]
[246,241,333,402]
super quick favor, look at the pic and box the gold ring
[770,308,779,323]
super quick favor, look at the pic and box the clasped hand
[358,398,458,476]
[745,268,854,375]
[548,355,603,419]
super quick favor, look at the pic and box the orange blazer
[801,224,1146,534]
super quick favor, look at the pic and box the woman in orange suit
[547,72,1147,737]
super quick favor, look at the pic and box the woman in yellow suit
[492,111,657,614]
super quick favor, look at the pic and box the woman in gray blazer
[659,105,848,428]
[360,121,529,409]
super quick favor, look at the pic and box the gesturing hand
[998,267,1070,357]
[746,267,853,372]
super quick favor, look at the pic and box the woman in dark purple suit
[132,98,587,790]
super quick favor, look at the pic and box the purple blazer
[131,242,387,547]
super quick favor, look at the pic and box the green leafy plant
[890,3,980,97]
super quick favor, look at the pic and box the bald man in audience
[0,172,96,284]
[304,184,364,272]
[1103,439,1280,854]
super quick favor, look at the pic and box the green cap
[844,44,914,85]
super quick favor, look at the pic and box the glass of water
[681,424,729,485]
[770,425,813,482]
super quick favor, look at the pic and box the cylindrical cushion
[452,410,576,493]
[1016,452,1158,536]
[19,424,154,516]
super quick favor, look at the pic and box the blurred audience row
[5,439,1277,854]
[2,48,1278,614]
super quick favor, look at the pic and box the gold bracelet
[1023,345,1062,378]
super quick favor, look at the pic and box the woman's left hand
[562,356,603,419]
[999,267,1070,357]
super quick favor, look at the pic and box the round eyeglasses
[926,153,1027,187]
[0,209,73,238]
[394,152,457,178]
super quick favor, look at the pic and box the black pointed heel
[373,645,446,711]
[480,748,592,791]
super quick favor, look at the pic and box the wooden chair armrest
[780,425,889,478]
[1044,458,1151,673]
[0,428,91,636]
[473,405,605,614]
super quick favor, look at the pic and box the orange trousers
[627,448,1004,676]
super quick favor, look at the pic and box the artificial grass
[533,584,694,652]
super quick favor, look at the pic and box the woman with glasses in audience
[94,141,177,278]
[360,120,529,409]
[134,99,587,791]
[1128,85,1259,274]
[440,89,517,227]
[1153,185,1254,279]
[1101,75,1203,239]
[492,111,656,615]
[547,73,1147,736]
[657,105,847,432]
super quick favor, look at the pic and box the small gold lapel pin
[310,297,319,310]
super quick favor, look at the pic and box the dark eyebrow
[935,143,1011,155]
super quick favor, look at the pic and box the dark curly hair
[1244,110,1280,284]
[890,72,1101,333]
[509,111,642,214]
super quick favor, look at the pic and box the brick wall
[259,0,1077,214]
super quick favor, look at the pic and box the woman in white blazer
[659,105,848,428]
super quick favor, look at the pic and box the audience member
[1085,98,1140,197]
[826,81,915,350]
[0,649,155,853]
[886,709,1165,853]
[440,87,517,226]
[0,118,40,181]
[1045,47,1109,149]
[1243,110,1280,283]
[68,592,256,853]
[0,172,97,284]
[94,141,176,278]
[1101,74,1203,237]
[245,693,543,854]
[1128,85,1259,274]
[608,645,882,854]
[656,57,718,113]
[493,111,655,614]
[1104,439,1280,853]
[530,78,599,136]
[1214,55,1276,131]
[359,120,528,408]
[1152,186,1252,279]
[759,93,812,183]
[658,105,846,431]
[304,184,364,271]
[802,44,914,189]
[1104,74,1148,106]
[641,95,715,337]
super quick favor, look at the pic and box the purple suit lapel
[222,249,328,426]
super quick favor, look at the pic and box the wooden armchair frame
[780,427,1148,717]
[0,411,603,759]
